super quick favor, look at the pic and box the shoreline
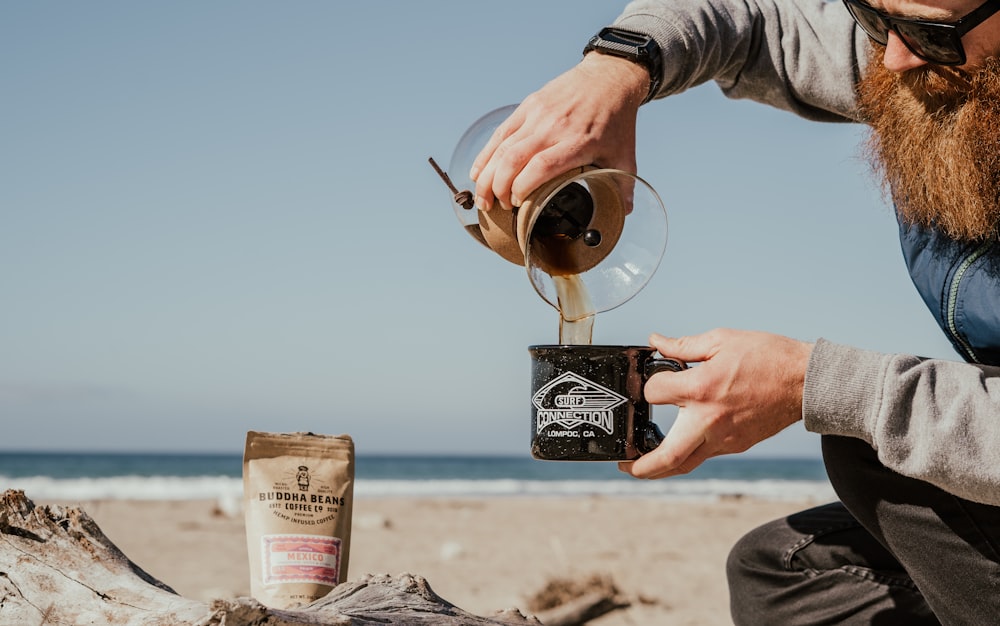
[38,494,826,625]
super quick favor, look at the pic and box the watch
[583,26,663,104]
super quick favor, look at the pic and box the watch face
[599,27,654,50]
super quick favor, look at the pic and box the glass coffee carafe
[432,104,669,344]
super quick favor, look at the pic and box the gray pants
[726,435,1000,625]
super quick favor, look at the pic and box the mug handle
[638,358,687,454]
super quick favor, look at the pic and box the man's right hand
[469,51,650,212]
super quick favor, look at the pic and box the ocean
[0,451,835,503]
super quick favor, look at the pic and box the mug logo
[533,372,627,435]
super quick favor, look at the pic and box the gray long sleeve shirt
[613,0,1000,505]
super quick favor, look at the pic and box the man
[470,0,1000,623]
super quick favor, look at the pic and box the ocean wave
[0,474,835,502]
[0,475,243,502]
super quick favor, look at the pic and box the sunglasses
[842,0,1000,65]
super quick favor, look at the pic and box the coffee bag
[243,431,354,608]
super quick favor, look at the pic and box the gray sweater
[614,0,1000,505]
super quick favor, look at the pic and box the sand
[49,496,821,625]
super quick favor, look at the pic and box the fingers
[643,350,693,407]
[469,106,523,184]
[642,331,724,405]
[471,119,526,212]
[649,331,721,363]
[471,122,584,212]
[472,140,524,211]
[618,441,715,480]
[630,408,709,478]
[510,145,582,206]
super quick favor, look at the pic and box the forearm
[614,0,871,122]
[804,339,1000,505]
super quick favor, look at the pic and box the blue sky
[2,2,956,457]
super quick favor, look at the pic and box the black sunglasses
[842,0,1000,65]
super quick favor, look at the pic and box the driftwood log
[0,490,626,626]
[0,490,539,625]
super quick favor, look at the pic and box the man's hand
[620,329,814,479]
[470,52,649,212]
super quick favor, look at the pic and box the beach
[49,495,820,625]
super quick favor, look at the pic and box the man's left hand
[620,329,814,480]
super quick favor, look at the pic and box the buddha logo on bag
[533,371,627,435]
[296,466,310,491]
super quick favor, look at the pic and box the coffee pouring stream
[430,105,669,343]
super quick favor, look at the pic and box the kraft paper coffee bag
[243,431,355,609]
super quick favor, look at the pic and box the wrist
[580,51,651,106]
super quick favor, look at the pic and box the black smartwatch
[583,26,663,104]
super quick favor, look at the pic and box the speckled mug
[529,345,685,461]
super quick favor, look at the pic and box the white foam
[0,475,243,501]
[0,475,835,502]
[354,478,835,501]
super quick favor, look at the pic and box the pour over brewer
[432,104,679,461]
[434,104,669,318]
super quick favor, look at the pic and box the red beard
[857,49,1000,241]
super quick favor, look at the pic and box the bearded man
[468,0,1000,622]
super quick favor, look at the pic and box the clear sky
[2,1,957,457]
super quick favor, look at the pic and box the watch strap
[583,26,663,104]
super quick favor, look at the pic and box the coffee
[554,274,595,345]
[529,345,684,461]
[243,431,355,609]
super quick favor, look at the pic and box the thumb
[649,331,720,364]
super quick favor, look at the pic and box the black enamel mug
[529,345,686,461]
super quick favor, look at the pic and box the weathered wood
[0,489,206,624]
[198,575,540,626]
[533,591,630,626]
[0,490,537,626]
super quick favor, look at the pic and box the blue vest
[899,219,1000,366]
